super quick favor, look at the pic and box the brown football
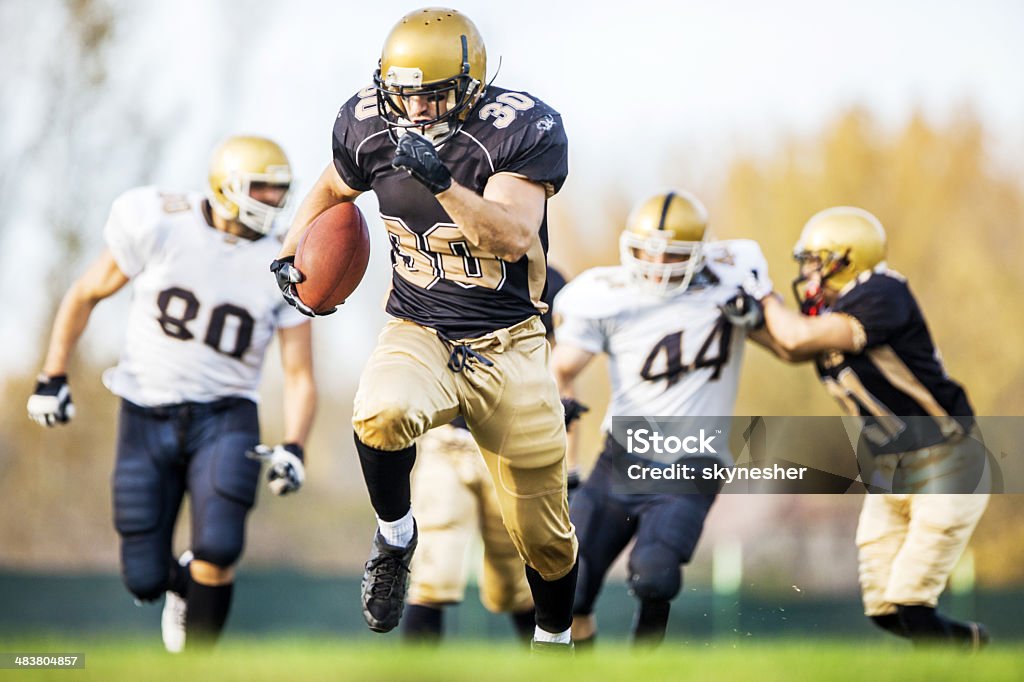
[295,203,371,313]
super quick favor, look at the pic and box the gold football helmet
[792,206,887,313]
[373,7,486,145]
[620,191,710,295]
[207,135,291,235]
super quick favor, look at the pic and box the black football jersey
[332,85,569,338]
[815,269,974,454]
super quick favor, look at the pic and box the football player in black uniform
[272,8,577,650]
[739,206,990,649]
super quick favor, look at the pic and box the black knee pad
[121,547,169,602]
[193,527,245,569]
[628,545,682,602]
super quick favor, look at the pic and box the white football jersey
[100,186,306,406]
[555,240,771,433]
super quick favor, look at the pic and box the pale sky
[2,0,1022,383]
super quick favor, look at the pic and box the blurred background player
[744,206,990,649]
[271,8,578,650]
[403,266,569,644]
[551,191,773,647]
[26,135,317,651]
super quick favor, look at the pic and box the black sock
[897,605,952,644]
[633,599,671,646]
[402,604,443,642]
[168,555,189,597]
[510,608,535,644]
[870,614,908,638]
[525,560,578,635]
[354,434,416,522]
[185,579,234,648]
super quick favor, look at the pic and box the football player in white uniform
[552,190,772,646]
[26,136,317,652]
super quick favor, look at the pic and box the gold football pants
[353,316,577,580]
[408,425,534,612]
[856,493,989,616]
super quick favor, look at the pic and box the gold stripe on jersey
[525,236,548,316]
[836,367,906,442]
[383,215,507,291]
[866,345,965,439]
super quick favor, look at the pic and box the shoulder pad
[554,266,636,320]
[704,239,771,288]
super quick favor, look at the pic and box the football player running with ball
[737,206,990,649]
[272,8,577,650]
[551,191,775,647]
[27,136,317,652]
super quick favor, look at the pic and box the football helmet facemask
[791,206,887,314]
[374,7,486,146]
[207,135,292,236]
[620,190,710,295]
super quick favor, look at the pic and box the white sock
[377,510,414,548]
[533,625,571,644]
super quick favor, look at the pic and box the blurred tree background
[1,0,1022,596]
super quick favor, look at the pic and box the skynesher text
[626,462,808,483]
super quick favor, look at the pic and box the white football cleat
[161,551,193,653]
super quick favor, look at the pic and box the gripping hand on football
[270,256,335,317]
[27,374,75,427]
[246,443,306,496]
[392,132,452,195]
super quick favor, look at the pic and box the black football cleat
[361,524,417,633]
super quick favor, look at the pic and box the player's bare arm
[550,343,596,471]
[761,294,862,356]
[747,323,820,363]
[42,248,130,376]
[277,162,362,259]
[278,321,317,447]
[437,173,547,262]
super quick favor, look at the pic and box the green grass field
[3,638,1021,681]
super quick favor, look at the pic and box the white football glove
[739,271,773,302]
[27,374,76,427]
[246,443,306,495]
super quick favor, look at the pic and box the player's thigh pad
[884,493,990,608]
[480,445,577,581]
[112,403,188,600]
[408,428,480,604]
[856,494,911,615]
[187,401,260,567]
[463,317,566,468]
[353,320,460,451]
[112,404,185,535]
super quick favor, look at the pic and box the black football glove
[561,397,590,429]
[246,443,306,496]
[720,288,765,330]
[392,131,452,195]
[27,374,75,427]
[270,256,335,317]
